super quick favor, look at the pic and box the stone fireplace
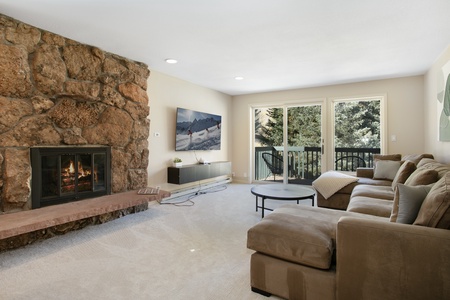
[0,14,151,213]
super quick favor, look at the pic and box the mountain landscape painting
[175,108,222,151]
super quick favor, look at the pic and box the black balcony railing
[255,146,380,183]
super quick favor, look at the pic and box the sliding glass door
[253,95,386,183]
[286,104,322,184]
[254,103,323,184]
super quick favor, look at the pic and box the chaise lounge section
[247,154,450,300]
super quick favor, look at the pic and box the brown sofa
[316,154,435,210]
[247,155,450,300]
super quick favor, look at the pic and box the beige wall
[147,56,450,186]
[147,71,232,186]
[424,45,450,163]
[231,76,425,183]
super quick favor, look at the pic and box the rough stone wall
[0,14,150,213]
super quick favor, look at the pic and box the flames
[65,160,94,180]
[60,156,102,194]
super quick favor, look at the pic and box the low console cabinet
[167,161,231,184]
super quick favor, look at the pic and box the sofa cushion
[355,167,374,178]
[351,185,394,200]
[316,176,391,198]
[416,157,437,168]
[247,205,383,270]
[391,161,416,189]
[247,206,339,269]
[416,159,450,179]
[401,153,434,165]
[414,172,450,229]
[346,196,393,217]
[373,160,401,180]
[373,154,402,162]
[390,184,432,223]
[356,177,392,187]
[404,168,439,186]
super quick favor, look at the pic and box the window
[332,96,385,171]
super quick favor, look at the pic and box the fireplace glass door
[32,147,111,208]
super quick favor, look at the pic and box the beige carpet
[0,183,313,300]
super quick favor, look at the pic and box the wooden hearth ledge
[0,190,170,252]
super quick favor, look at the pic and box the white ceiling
[1,0,450,96]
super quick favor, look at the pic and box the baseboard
[160,176,232,201]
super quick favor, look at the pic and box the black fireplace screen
[31,147,111,208]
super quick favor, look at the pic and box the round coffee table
[251,184,315,218]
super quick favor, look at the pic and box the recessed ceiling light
[165,58,178,64]
[235,76,244,80]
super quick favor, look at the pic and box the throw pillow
[404,168,439,186]
[373,160,401,181]
[390,184,432,223]
[373,154,401,179]
[414,172,450,228]
[391,161,417,190]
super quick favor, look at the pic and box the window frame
[328,94,387,171]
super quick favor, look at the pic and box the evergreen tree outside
[334,100,380,148]
[255,106,322,147]
[287,106,321,147]
[256,107,284,146]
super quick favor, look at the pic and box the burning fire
[61,157,101,193]
[65,160,92,179]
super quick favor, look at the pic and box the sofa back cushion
[373,154,402,162]
[414,172,450,229]
[402,153,434,165]
[416,159,450,179]
[417,158,436,168]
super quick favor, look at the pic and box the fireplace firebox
[31,147,111,209]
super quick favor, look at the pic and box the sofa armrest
[355,167,373,178]
[336,217,450,300]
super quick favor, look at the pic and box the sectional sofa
[247,154,450,300]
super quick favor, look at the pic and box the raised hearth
[0,189,170,252]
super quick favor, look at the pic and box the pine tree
[257,100,379,148]
[334,100,380,148]
[258,107,284,146]
[287,106,321,147]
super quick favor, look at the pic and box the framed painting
[438,60,450,141]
